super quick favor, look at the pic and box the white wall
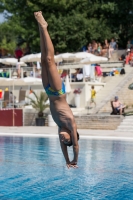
[66,82,105,107]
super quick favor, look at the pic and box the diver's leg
[34,11,62,91]
[38,21,49,88]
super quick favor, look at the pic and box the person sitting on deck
[112,96,125,115]
[0,69,9,78]
[126,47,133,64]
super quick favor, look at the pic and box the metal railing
[0,67,41,79]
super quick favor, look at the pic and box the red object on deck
[0,109,23,126]
[0,91,2,99]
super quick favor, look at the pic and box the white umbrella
[74,52,96,61]
[1,58,17,65]
[49,52,75,62]
[34,53,41,62]
[80,56,108,64]
[15,61,27,67]
[60,53,75,61]
[20,54,36,62]
[0,58,27,66]
[54,55,63,63]
[21,53,62,63]
[0,77,42,86]
[23,77,42,84]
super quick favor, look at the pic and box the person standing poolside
[90,86,96,107]
[34,11,79,169]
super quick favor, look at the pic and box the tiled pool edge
[0,132,133,142]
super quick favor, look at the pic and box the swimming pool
[0,136,133,200]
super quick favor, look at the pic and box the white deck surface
[0,126,133,141]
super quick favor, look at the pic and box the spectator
[127,40,132,49]
[109,68,115,76]
[130,56,133,67]
[76,68,83,82]
[9,91,16,104]
[5,88,9,91]
[23,71,27,78]
[0,69,9,78]
[97,43,102,54]
[61,70,67,79]
[130,38,133,45]
[23,43,31,56]
[110,38,117,50]
[0,89,3,99]
[105,39,109,49]
[112,96,125,115]
[101,45,108,56]
[126,48,133,64]
[29,87,33,94]
[89,85,96,107]
[71,68,82,82]
[81,45,87,52]
[91,40,98,54]
[87,43,92,53]
[16,58,21,78]
[108,38,117,59]
[14,45,23,59]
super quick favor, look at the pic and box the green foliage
[27,91,49,118]
[0,20,25,53]
[0,0,133,52]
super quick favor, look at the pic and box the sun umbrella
[20,54,36,62]
[80,56,108,64]
[60,53,75,61]
[74,52,96,61]
[0,77,42,86]
[23,77,42,85]
[21,53,63,63]
[34,53,41,62]
[54,55,63,63]
[52,52,76,62]
[0,58,27,66]
[0,58,17,65]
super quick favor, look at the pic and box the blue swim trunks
[45,82,66,96]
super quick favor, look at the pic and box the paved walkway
[0,127,133,140]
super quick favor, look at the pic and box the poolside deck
[0,126,132,140]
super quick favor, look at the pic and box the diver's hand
[66,163,70,169]
[69,160,78,168]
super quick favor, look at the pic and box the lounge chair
[3,91,10,108]
[16,89,26,107]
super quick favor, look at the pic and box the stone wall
[110,50,126,61]
[24,110,123,130]
[74,115,123,130]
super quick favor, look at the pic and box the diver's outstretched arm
[59,138,70,167]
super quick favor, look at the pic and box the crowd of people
[82,38,118,59]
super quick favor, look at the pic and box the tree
[0,0,133,52]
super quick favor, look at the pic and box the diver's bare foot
[34,11,48,29]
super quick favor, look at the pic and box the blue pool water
[0,137,133,200]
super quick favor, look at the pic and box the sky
[0,13,5,23]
